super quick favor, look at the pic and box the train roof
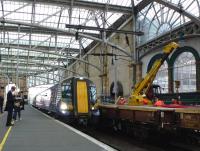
[61,76,90,82]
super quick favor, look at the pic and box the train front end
[58,77,99,123]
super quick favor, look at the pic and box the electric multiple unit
[32,76,99,122]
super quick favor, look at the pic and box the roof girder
[0,53,68,61]
[0,43,80,54]
[0,66,42,72]
[21,0,132,14]
[135,0,154,14]
[0,19,131,58]
[0,25,100,38]
[1,57,83,76]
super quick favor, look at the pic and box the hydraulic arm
[128,42,179,106]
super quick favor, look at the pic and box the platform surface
[0,106,114,151]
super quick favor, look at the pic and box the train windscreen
[61,82,72,104]
[89,84,97,103]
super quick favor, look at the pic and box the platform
[0,106,115,151]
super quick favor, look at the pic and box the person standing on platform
[5,86,16,126]
[13,92,23,121]
[0,95,4,113]
[19,91,25,110]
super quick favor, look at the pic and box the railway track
[169,142,200,151]
[65,121,200,151]
[40,108,200,151]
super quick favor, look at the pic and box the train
[31,76,99,123]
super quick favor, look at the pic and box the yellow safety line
[0,126,12,151]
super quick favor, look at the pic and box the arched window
[110,81,123,99]
[174,52,196,92]
[148,54,169,93]
[153,61,168,93]
[136,1,199,45]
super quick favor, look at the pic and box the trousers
[13,107,21,120]
[6,108,13,126]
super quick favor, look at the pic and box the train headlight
[60,102,68,110]
[91,102,99,111]
[79,77,84,80]
[61,110,67,114]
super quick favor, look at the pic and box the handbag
[14,102,20,107]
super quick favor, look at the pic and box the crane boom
[128,42,179,106]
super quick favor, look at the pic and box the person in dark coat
[0,95,4,113]
[5,86,16,126]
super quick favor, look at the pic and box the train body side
[33,84,58,111]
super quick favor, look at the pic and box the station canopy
[0,0,199,85]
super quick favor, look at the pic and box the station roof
[0,0,199,84]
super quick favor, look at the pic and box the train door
[76,80,89,114]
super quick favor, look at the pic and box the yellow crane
[128,42,179,106]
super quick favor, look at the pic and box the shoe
[15,119,18,122]
[19,118,22,121]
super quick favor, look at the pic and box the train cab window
[89,85,97,103]
[62,82,72,103]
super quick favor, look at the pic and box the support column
[168,67,173,94]
[52,69,55,84]
[16,25,21,88]
[135,62,142,84]
[47,71,49,84]
[131,1,137,86]
[85,56,89,77]
[99,9,109,97]
[34,75,36,86]
[196,61,200,92]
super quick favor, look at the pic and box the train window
[89,86,97,103]
[62,83,72,103]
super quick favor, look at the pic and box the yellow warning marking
[77,81,88,113]
[0,126,12,151]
